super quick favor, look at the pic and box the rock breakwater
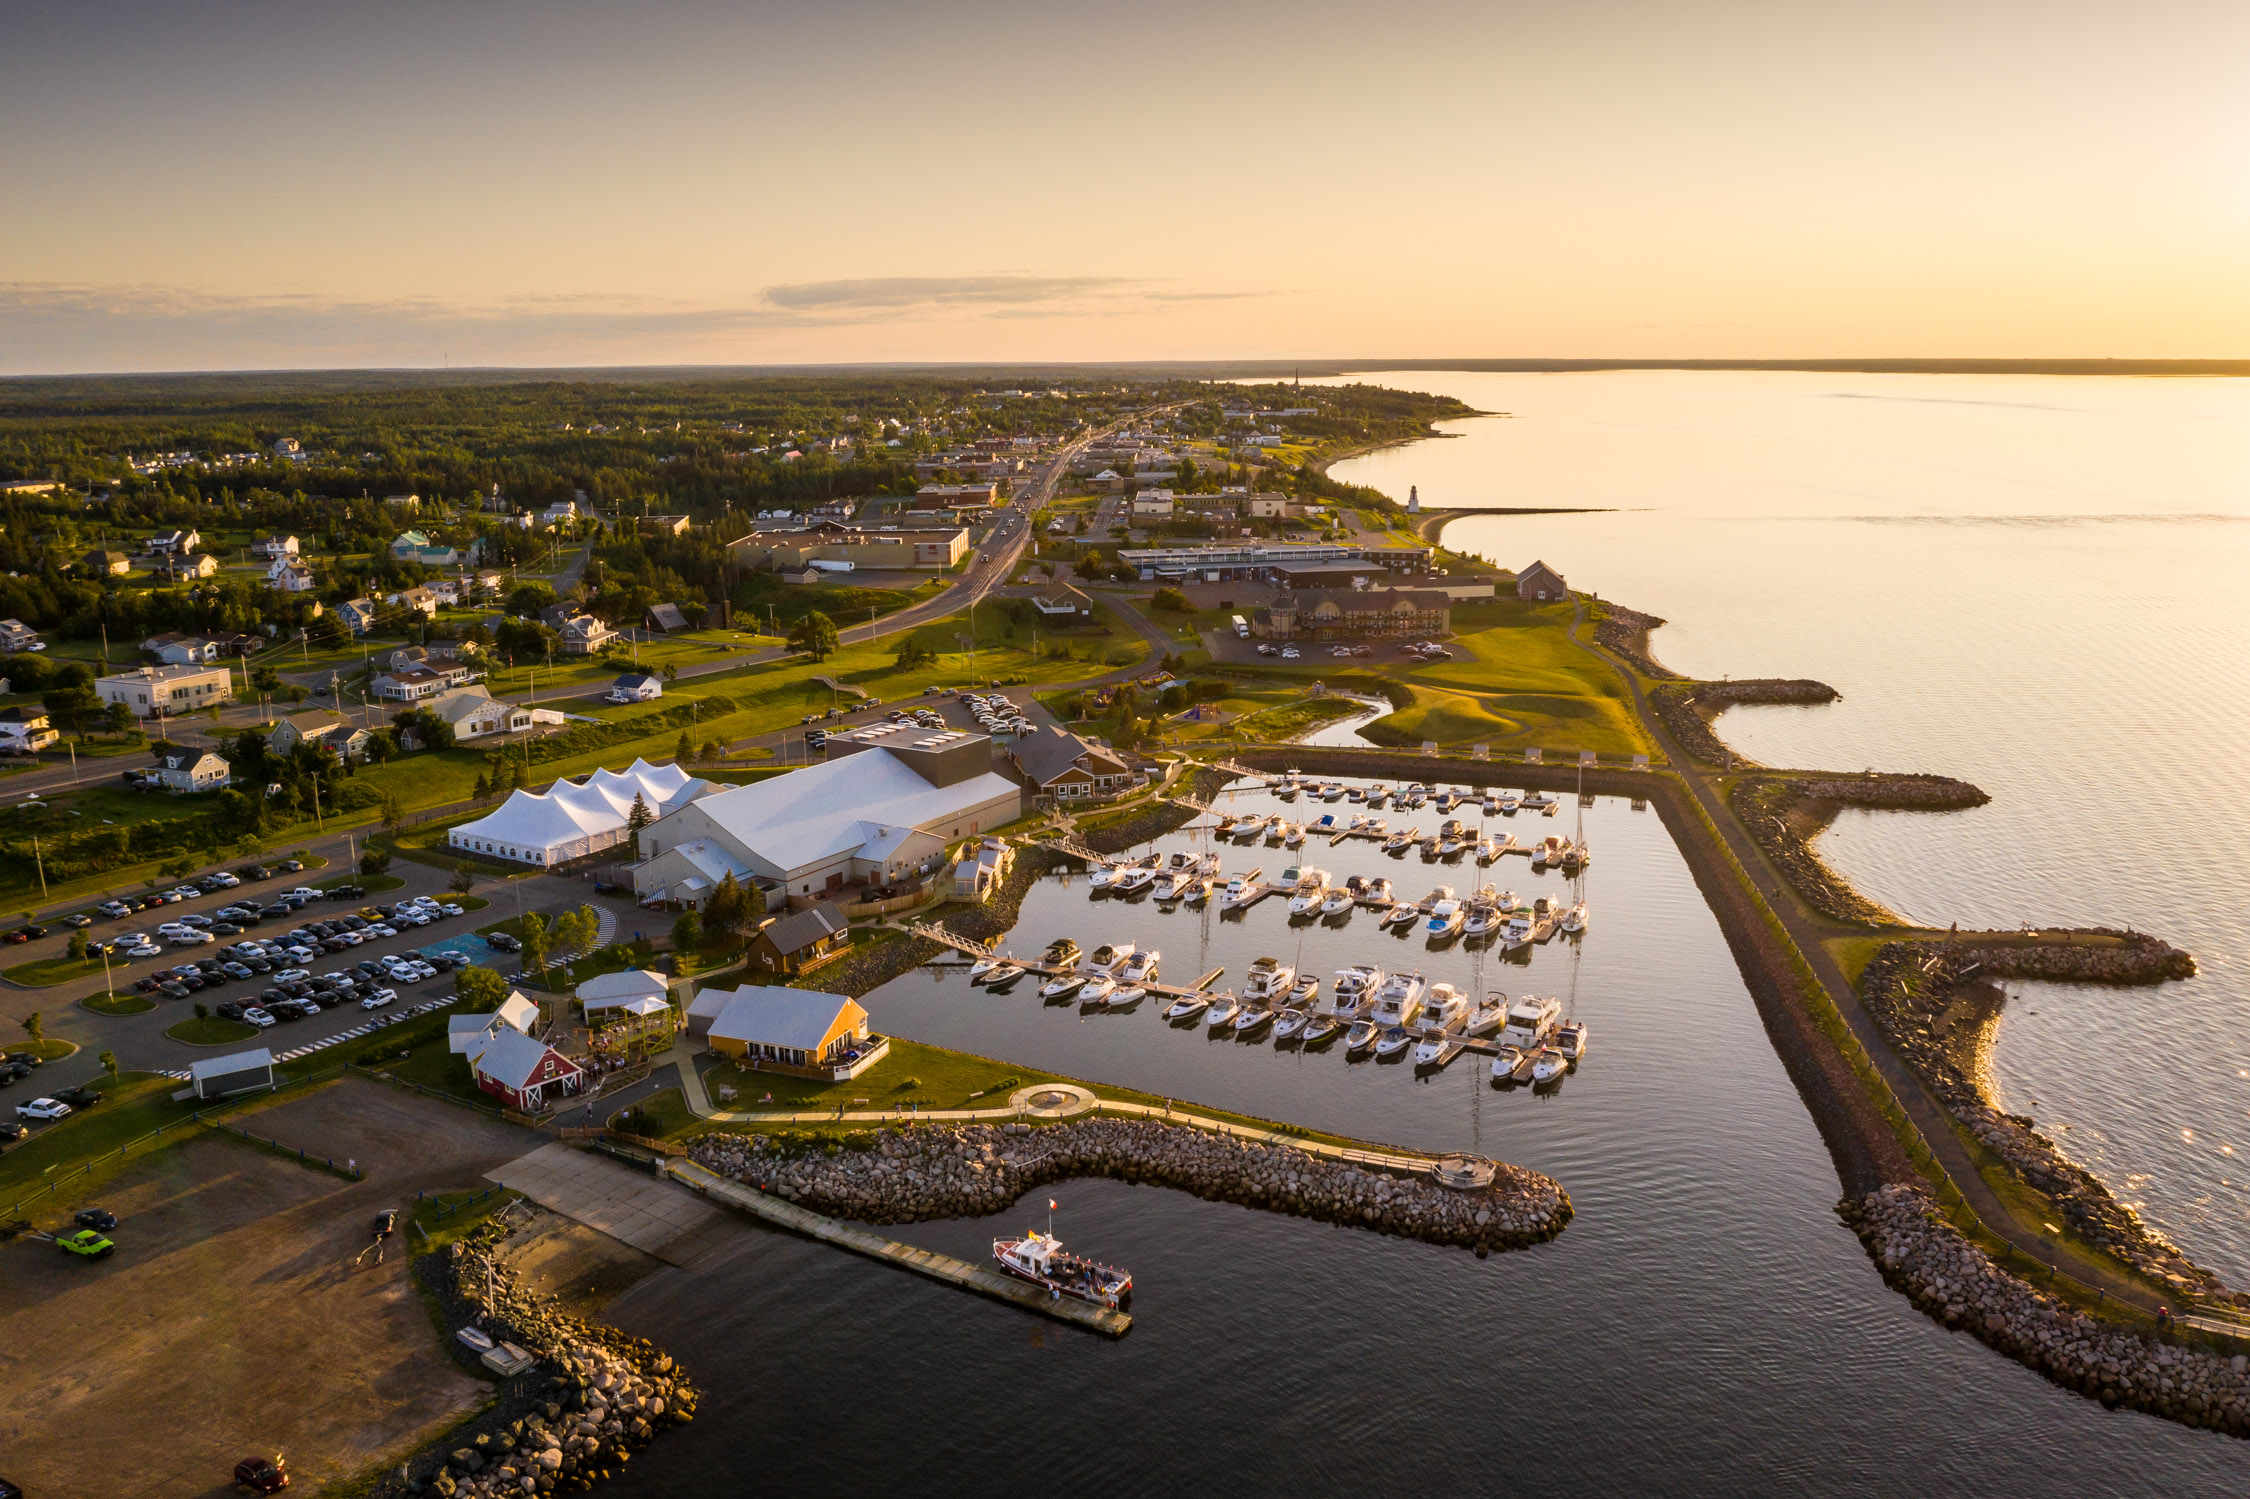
[379,1222,700,1498]
[1858,935,2226,1297]
[1844,1185,2250,1436]
[1649,678,1838,767]
[1729,772,1989,925]
[690,1117,1571,1254]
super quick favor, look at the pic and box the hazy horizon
[5,0,2247,374]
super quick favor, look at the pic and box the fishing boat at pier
[992,1229,1132,1310]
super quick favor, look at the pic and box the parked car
[52,1086,103,1108]
[56,1227,114,1259]
[3,1052,42,1070]
[16,1098,72,1121]
[485,932,522,953]
[361,989,396,1010]
[0,1120,26,1143]
[62,913,93,928]
[74,1207,118,1231]
[279,860,304,873]
[240,1008,276,1028]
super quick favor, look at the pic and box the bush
[1150,586,1191,612]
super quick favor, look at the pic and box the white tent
[577,968,671,1017]
[448,758,715,867]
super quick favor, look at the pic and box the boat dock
[664,1158,1132,1337]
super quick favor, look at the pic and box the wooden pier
[664,1158,1132,1337]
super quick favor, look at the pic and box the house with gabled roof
[1515,560,1568,602]
[468,1026,584,1112]
[746,901,851,975]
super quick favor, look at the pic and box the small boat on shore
[993,1229,1132,1310]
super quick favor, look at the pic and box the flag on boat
[1048,1199,1058,1210]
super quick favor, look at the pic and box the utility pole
[31,836,45,898]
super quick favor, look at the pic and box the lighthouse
[1408,485,1420,514]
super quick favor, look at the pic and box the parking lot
[0,1080,541,1496]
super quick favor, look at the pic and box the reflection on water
[599,779,2247,1496]
[1324,369,2250,1280]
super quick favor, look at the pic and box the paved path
[485,1140,734,1266]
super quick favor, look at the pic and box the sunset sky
[4,0,2246,372]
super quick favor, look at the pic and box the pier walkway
[662,1157,1132,1337]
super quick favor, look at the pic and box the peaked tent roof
[451,758,715,853]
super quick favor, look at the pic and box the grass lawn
[80,991,156,1015]
[0,1073,194,1207]
[164,1014,259,1046]
[3,955,108,988]
[1225,696,1366,743]
[19,1038,77,1062]
[358,1033,491,1107]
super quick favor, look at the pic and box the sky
[3,0,2247,373]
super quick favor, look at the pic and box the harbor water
[600,778,2249,1495]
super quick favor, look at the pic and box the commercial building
[913,483,999,510]
[1007,726,1140,802]
[1255,587,1452,641]
[469,1028,585,1112]
[694,984,881,1079]
[1116,540,1433,583]
[450,758,718,867]
[632,733,1020,905]
[97,663,234,719]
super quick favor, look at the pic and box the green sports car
[56,1228,114,1259]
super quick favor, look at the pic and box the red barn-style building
[470,1028,585,1111]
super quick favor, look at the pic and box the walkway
[484,1140,735,1266]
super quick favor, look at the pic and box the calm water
[1324,370,2250,1282]
[603,782,2249,1495]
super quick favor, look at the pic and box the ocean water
[600,778,2249,1495]
[1324,369,2250,1280]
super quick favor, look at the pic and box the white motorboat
[1499,994,1563,1049]
[1204,994,1242,1027]
[1370,970,1427,1026]
[1554,1019,1590,1063]
[1235,816,1266,842]
[1437,837,1465,858]
[1263,816,1289,844]
[1411,1028,1463,1067]
[1319,888,1354,918]
[1560,900,1588,934]
[1119,949,1160,984]
[1522,791,1557,812]
[1490,1044,1524,1081]
[1287,974,1320,1008]
[1233,1001,1276,1034]
[1273,1008,1311,1041]
[1322,784,1347,802]
[1501,912,1535,949]
[1423,898,1465,938]
[1178,873,1216,905]
[1286,868,1330,915]
[1531,835,1570,869]
[1309,813,1341,836]
[1419,982,1467,1032]
[1462,902,1501,939]
[1498,794,1521,814]
[1347,812,1373,834]
[1108,985,1148,1008]
[1243,956,1295,1000]
[1163,991,1212,1021]
[1040,970,1085,999]
[1467,991,1509,1036]
[1328,965,1383,1014]
[1088,865,1121,891]
[1302,1013,1343,1044]
[1220,873,1259,909]
[1283,824,1305,848]
[1382,829,1415,854]
[1214,814,1241,837]
[1361,876,1394,904]
[1475,836,1501,863]
[1481,796,1501,815]
[982,963,1025,988]
[992,1230,1132,1309]
[1111,863,1158,895]
[1531,1046,1570,1083]
[1153,870,1189,901]
[1346,785,1366,802]
[1374,1025,1414,1057]
[1379,901,1421,929]
[1086,942,1131,975]
[1346,1018,1383,1054]
[967,955,1005,983]
[1076,975,1117,1005]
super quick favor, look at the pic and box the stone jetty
[1729,771,1990,924]
[1649,678,1838,767]
[1844,1185,2250,1436]
[382,1222,700,1499]
[1858,934,2229,1299]
[691,1117,1571,1254]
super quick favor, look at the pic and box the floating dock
[665,1157,1132,1337]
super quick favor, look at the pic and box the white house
[268,558,317,593]
[448,993,541,1057]
[256,534,299,560]
[606,672,662,704]
[149,748,231,793]
[427,685,533,742]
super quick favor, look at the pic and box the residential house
[269,708,372,761]
[468,1027,584,1112]
[1087,468,1124,492]
[607,672,662,704]
[141,632,220,666]
[96,663,233,719]
[696,984,875,1077]
[1516,560,1569,601]
[390,530,460,566]
[539,500,579,528]
[448,993,540,1056]
[82,548,133,577]
[0,706,57,754]
[255,534,299,560]
[643,514,691,537]
[427,685,532,742]
[1255,587,1452,641]
[155,552,220,581]
[643,602,689,634]
[149,748,231,793]
[382,586,436,620]
[1007,725,1140,802]
[370,666,450,701]
[268,558,317,593]
[0,619,41,652]
[271,437,300,456]
[744,901,851,975]
[145,528,201,555]
[382,493,422,509]
[558,612,616,655]
[337,598,379,636]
